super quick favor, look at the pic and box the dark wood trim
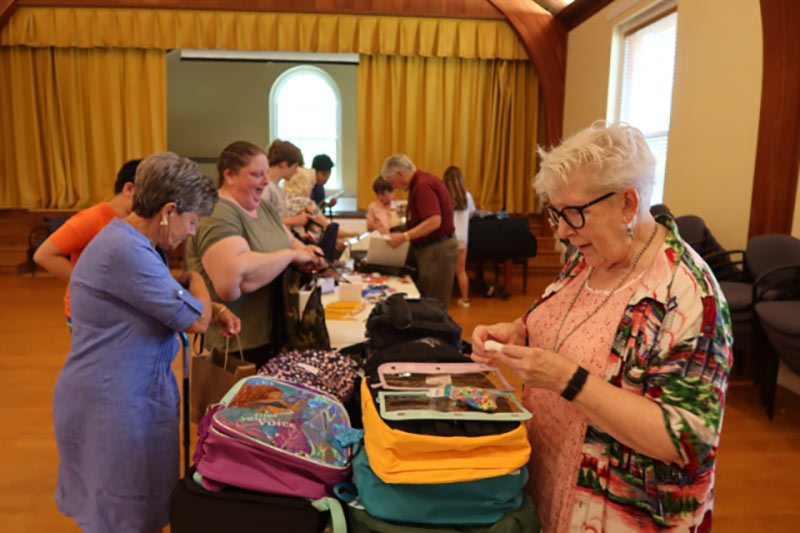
[489,0,566,147]
[556,0,613,31]
[0,0,18,30]
[748,0,800,237]
[14,0,505,19]
[623,5,677,37]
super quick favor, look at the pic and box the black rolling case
[170,468,330,533]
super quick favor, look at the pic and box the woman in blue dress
[53,152,241,532]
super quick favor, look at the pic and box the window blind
[619,11,677,205]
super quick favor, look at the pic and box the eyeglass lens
[546,206,585,229]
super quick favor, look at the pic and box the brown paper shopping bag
[189,336,255,423]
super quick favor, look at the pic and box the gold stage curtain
[357,54,538,213]
[0,7,533,209]
[1,8,527,60]
[0,46,166,208]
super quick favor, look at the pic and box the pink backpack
[194,376,354,500]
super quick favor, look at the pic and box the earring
[160,216,168,227]
[626,225,634,242]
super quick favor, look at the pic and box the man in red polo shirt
[383,154,458,308]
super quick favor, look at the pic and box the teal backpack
[345,492,540,533]
[348,447,533,527]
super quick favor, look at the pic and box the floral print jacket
[530,215,733,532]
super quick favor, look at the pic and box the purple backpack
[194,376,353,500]
[257,349,358,403]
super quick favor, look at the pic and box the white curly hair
[534,121,655,215]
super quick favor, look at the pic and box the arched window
[269,66,342,189]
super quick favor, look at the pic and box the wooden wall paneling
[748,0,800,237]
[0,0,18,30]
[556,0,613,31]
[14,0,505,19]
[489,0,567,147]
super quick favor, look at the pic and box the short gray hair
[132,152,218,218]
[534,121,655,215]
[381,154,414,179]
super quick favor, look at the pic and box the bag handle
[386,293,412,329]
[217,334,244,369]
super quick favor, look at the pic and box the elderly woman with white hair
[472,122,732,532]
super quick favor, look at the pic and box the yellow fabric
[360,380,531,484]
[357,54,539,213]
[0,8,537,210]
[0,7,528,60]
[0,46,166,208]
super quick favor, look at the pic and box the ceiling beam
[0,0,18,30]
[489,0,567,146]
[557,0,613,31]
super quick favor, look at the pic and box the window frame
[269,65,343,191]
[607,1,678,206]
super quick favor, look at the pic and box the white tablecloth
[322,273,419,350]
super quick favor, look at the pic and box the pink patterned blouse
[524,267,642,533]
[518,216,732,533]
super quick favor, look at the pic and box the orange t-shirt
[49,202,121,317]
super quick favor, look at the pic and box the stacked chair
[700,233,800,418]
[748,235,800,418]
[344,294,541,532]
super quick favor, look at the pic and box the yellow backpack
[360,379,531,484]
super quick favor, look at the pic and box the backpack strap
[312,496,348,533]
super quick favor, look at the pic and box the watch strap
[560,366,589,401]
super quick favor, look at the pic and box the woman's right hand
[292,244,326,268]
[471,322,520,365]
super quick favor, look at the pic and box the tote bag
[190,336,255,423]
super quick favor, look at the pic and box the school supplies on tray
[375,362,514,391]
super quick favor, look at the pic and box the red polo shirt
[406,170,455,246]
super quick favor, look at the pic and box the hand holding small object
[484,340,506,352]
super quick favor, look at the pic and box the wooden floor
[2,273,799,532]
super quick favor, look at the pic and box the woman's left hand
[213,305,242,338]
[490,345,576,393]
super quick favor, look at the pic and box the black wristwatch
[561,366,589,401]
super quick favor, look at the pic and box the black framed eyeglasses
[544,191,617,230]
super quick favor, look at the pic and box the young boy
[366,175,400,234]
[262,140,313,228]
[310,154,336,209]
[33,159,140,325]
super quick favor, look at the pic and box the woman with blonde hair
[444,166,476,308]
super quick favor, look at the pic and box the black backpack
[365,293,462,350]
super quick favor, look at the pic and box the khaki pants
[413,236,459,308]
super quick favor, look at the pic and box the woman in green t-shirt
[185,141,325,367]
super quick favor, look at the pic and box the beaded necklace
[551,223,659,353]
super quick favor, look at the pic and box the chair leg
[765,348,780,421]
[754,316,780,420]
